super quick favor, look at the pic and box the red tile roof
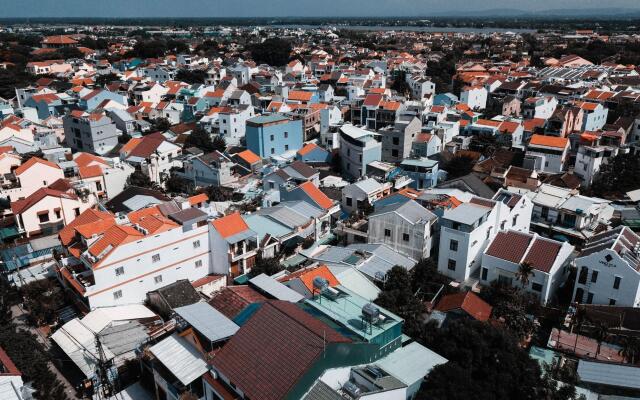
[529,134,569,149]
[11,188,77,215]
[58,208,115,246]
[297,143,319,156]
[188,193,209,206]
[79,165,103,179]
[435,291,492,321]
[485,231,533,264]
[522,238,562,273]
[212,301,349,400]
[208,285,268,319]
[236,149,261,165]
[278,264,339,293]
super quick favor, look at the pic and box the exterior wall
[340,137,382,179]
[367,213,432,260]
[246,119,304,158]
[381,118,420,164]
[10,164,65,200]
[572,249,640,307]
[219,107,255,146]
[581,106,608,132]
[86,225,211,309]
[18,195,93,237]
[181,157,235,187]
[525,145,568,173]
[461,87,488,110]
[103,164,134,199]
[64,115,120,155]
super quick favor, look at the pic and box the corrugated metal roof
[577,360,640,390]
[249,274,305,303]
[174,302,239,343]
[376,342,447,387]
[149,334,208,386]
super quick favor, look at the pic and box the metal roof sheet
[174,302,239,343]
[149,334,208,386]
[249,274,305,303]
[577,360,640,390]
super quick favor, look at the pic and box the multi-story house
[178,151,237,188]
[0,156,64,202]
[217,105,255,146]
[262,160,320,192]
[460,85,488,110]
[522,96,558,120]
[210,212,258,278]
[528,184,614,244]
[524,134,570,173]
[245,114,303,158]
[120,132,182,186]
[381,116,421,164]
[481,230,574,304]
[399,158,439,189]
[406,74,436,100]
[572,226,640,307]
[55,203,213,309]
[358,94,403,131]
[438,190,533,284]
[574,145,618,188]
[368,200,438,261]
[339,124,382,179]
[63,111,120,156]
[342,178,392,214]
[578,101,608,132]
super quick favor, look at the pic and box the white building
[339,124,382,179]
[574,145,617,188]
[342,178,392,214]
[523,96,558,120]
[460,86,488,110]
[572,226,640,307]
[368,200,438,261]
[437,190,533,283]
[524,134,570,174]
[217,105,255,146]
[481,230,574,304]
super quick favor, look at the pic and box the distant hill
[430,7,640,18]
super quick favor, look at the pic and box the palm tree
[619,336,640,364]
[516,262,535,288]
[594,322,610,359]
[571,306,587,353]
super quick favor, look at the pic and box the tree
[590,153,640,199]
[202,186,235,202]
[150,117,171,133]
[516,261,535,288]
[480,281,536,342]
[175,69,207,84]
[247,38,292,67]
[443,155,476,179]
[375,266,425,337]
[165,173,192,195]
[95,72,119,87]
[570,307,587,353]
[594,322,610,358]
[390,70,412,98]
[249,252,283,278]
[127,170,153,188]
[619,335,640,365]
[211,135,227,152]
[21,279,64,326]
[184,127,216,152]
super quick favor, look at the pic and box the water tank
[343,381,361,399]
[312,276,329,292]
[362,303,380,324]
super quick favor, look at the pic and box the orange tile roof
[288,90,313,102]
[212,212,250,239]
[299,181,333,210]
[297,143,320,156]
[475,119,502,128]
[279,264,339,292]
[120,137,142,155]
[14,157,60,176]
[127,206,162,225]
[236,149,261,165]
[523,118,546,132]
[79,165,103,179]
[529,134,569,149]
[75,152,108,168]
[88,225,144,258]
[75,218,117,239]
[188,193,209,206]
[58,208,115,246]
[435,291,492,321]
[137,215,178,234]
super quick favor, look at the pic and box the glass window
[532,283,543,292]
[586,292,594,304]
[384,229,391,237]
[402,233,410,242]
[609,298,616,306]
[481,267,488,281]
[450,240,458,251]
[614,276,621,290]
[113,290,122,300]
[195,260,203,268]
[193,240,201,249]
[38,213,49,223]
[115,266,124,276]
[447,259,456,271]
[591,270,598,283]
[152,254,160,263]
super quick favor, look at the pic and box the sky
[3,0,640,18]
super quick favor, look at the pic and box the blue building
[246,114,303,158]
[400,158,439,189]
[295,143,331,164]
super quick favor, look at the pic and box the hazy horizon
[4,0,640,18]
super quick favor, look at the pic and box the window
[96,181,102,191]
[74,208,80,216]
[284,132,288,138]
[500,221,506,230]
[115,266,124,276]
[391,149,398,157]
[193,240,201,249]
[450,240,458,251]
[285,145,289,151]
[481,267,488,281]
[591,270,598,283]
[384,229,391,237]
[43,180,47,186]
[586,292,594,304]
[152,254,160,263]
[451,222,460,230]
[392,137,399,145]
[609,298,617,306]
[271,148,275,155]
[613,276,621,290]
[195,260,203,268]
[532,283,543,292]
[38,213,49,223]
[512,215,518,226]
[402,233,410,242]
[154,275,163,284]
[447,259,456,271]
[578,267,588,284]
[54,209,61,219]
[346,197,352,207]
[270,134,274,141]
[113,290,122,300]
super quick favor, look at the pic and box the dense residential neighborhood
[4,12,640,400]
